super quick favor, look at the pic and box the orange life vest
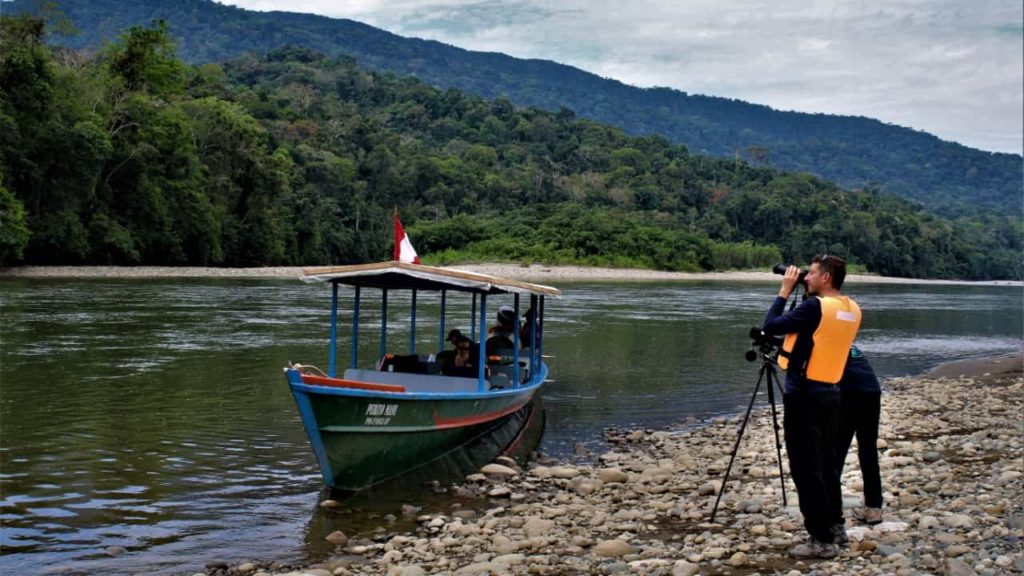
[779,296,862,384]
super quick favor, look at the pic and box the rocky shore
[2,264,1019,286]
[191,354,1022,576]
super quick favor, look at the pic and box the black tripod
[710,336,788,522]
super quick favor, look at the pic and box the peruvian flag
[393,209,421,264]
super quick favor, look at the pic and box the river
[0,278,1020,575]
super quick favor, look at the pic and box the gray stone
[697,480,720,496]
[727,551,748,567]
[573,477,605,496]
[493,456,518,468]
[672,561,700,576]
[523,517,555,538]
[452,508,478,520]
[388,567,427,576]
[945,557,978,576]
[703,547,727,560]
[594,539,634,557]
[480,463,518,477]
[453,561,500,576]
[599,468,629,483]
[601,561,629,574]
[551,466,582,479]
[943,514,973,529]
[876,543,907,557]
[920,515,940,529]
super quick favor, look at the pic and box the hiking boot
[831,524,849,546]
[851,506,883,525]
[789,538,839,559]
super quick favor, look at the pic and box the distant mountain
[10,0,1022,215]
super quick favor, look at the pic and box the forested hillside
[1,18,1020,279]
[8,0,1022,217]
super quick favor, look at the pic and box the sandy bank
[925,352,1024,380]
[1,264,1019,286]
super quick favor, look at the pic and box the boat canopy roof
[301,262,561,297]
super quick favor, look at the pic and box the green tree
[0,181,30,265]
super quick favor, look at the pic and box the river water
[1,278,1020,575]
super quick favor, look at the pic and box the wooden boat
[284,261,560,493]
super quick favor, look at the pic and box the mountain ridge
[8,0,1023,215]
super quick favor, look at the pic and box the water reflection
[0,278,1020,574]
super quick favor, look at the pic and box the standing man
[836,346,884,525]
[763,255,862,559]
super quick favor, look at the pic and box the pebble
[325,531,348,545]
[480,463,518,477]
[672,561,700,576]
[727,551,748,566]
[594,539,634,557]
[550,466,581,479]
[598,468,629,483]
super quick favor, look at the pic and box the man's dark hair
[813,254,847,290]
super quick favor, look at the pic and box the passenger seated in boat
[485,305,518,356]
[435,329,463,366]
[441,336,485,378]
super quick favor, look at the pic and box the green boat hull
[286,368,546,492]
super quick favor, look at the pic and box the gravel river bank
[183,353,1022,576]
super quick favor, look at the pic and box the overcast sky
[220,0,1023,155]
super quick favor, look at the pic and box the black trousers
[836,391,883,508]
[784,391,842,542]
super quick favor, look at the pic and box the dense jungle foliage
[0,17,1020,279]
[9,0,1022,217]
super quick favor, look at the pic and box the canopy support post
[439,290,447,348]
[380,289,388,360]
[470,293,477,340]
[538,296,545,368]
[529,294,538,380]
[329,282,338,377]
[477,293,487,392]
[513,293,520,386]
[410,289,417,354]
[351,286,361,370]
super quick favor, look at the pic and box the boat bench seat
[344,368,483,393]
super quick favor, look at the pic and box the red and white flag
[393,209,421,264]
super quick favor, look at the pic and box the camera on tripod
[746,327,783,362]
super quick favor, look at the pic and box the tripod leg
[766,365,788,506]
[710,364,765,522]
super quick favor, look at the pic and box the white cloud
[219,0,1024,154]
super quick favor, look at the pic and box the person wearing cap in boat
[435,329,463,366]
[442,335,484,378]
[486,304,518,356]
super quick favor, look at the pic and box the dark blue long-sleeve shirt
[763,295,838,394]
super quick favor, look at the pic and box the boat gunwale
[286,371,546,401]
